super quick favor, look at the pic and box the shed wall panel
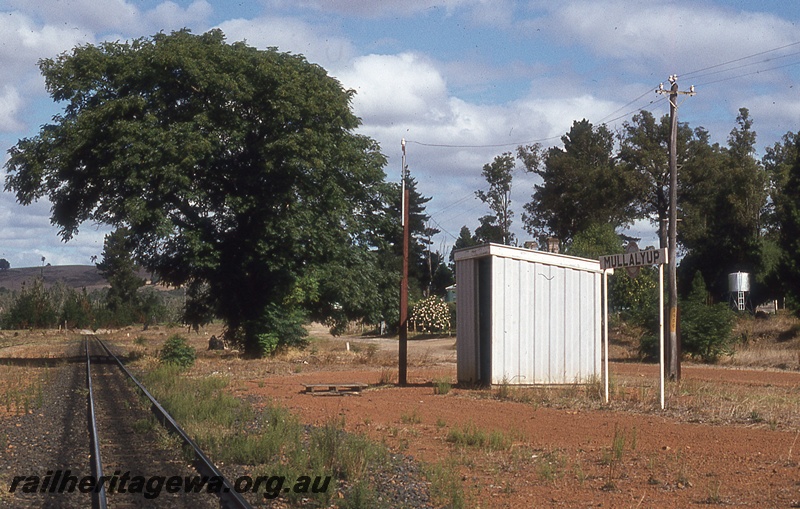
[456,258,478,383]
[518,261,534,383]
[456,244,603,386]
[563,269,579,381]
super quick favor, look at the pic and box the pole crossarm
[656,76,696,107]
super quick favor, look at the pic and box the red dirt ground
[237,356,800,508]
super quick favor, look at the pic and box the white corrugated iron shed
[454,243,603,386]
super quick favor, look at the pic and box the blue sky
[1,0,800,267]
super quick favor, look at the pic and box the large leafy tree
[475,152,515,245]
[775,136,800,308]
[759,131,800,301]
[679,109,768,297]
[617,110,694,248]
[520,119,638,242]
[762,130,800,232]
[4,30,388,354]
[96,227,145,324]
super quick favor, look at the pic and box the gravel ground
[2,339,92,508]
[367,453,433,509]
[2,340,217,508]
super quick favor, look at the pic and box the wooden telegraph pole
[399,139,409,386]
[657,75,695,381]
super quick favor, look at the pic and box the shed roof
[453,243,604,274]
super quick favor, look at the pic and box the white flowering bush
[409,296,451,334]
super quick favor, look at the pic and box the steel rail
[96,339,252,509]
[85,338,108,509]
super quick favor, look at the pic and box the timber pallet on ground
[302,383,368,395]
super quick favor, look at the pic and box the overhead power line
[681,40,800,78]
[407,136,560,149]
[410,39,800,154]
[687,49,800,81]
[695,59,800,87]
[596,87,659,124]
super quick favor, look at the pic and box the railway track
[28,337,251,509]
[82,337,252,509]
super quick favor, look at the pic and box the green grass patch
[434,377,452,395]
[139,364,398,507]
[446,421,513,451]
[425,457,466,509]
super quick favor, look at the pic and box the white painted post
[603,269,609,404]
[659,261,665,410]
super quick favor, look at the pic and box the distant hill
[0,265,109,292]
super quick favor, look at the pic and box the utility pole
[656,75,695,381]
[399,139,409,386]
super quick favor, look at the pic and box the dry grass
[722,312,800,370]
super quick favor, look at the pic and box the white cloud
[0,193,107,267]
[5,0,212,34]
[144,1,213,32]
[5,0,135,31]
[515,94,621,139]
[0,12,95,133]
[0,86,24,132]
[543,1,800,72]
[216,16,355,69]
[746,91,800,140]
[266,0,494,18]
[337,53,450,125]
[0,12,93,69]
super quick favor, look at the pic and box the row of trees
[1,226,181,330]
[460,109,800,308]
[0,280,177,330]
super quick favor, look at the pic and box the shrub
[159,334,196,368]
[245,303,308,357]
[2,278,58,329]
[680,272,736,362]
[434,378,452,395]
[59,288,95,329]
[409,296,451,334]
[256,333,280,357]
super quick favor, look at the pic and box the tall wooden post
[667,79,679,380]
[399,187,409,385]
[399,140,409,386]
[657,76,694,381]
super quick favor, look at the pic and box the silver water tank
[728,272,750,293]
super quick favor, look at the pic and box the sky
[1,0,800,268]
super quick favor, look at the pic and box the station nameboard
[599,248,667,271]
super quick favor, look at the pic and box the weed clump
[159,334,196,368]
[446,422,512,451]
[434,378,452,395]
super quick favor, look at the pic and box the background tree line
[459,108,800,309]
[0,228,182,329]
[453,108,800,361]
